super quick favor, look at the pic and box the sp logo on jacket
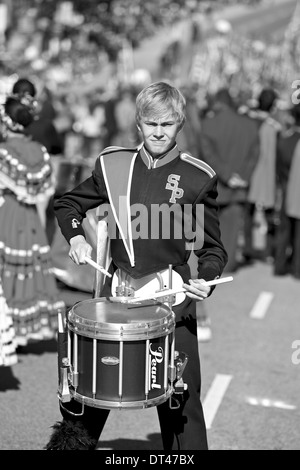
[165,174,184,203]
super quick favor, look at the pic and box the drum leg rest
[44,419,98,450]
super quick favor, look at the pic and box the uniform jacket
[54,144,227,284]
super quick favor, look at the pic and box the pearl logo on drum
[149,343,164,390]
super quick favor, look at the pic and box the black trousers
[57,301,208,451]
[274,207,300,277]
[218,203,244,272]
[243,202,276,259]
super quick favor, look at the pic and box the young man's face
[138,113,181,157]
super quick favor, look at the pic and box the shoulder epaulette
[100,146,138,156]
[180,153,216,178]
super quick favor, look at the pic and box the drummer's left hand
[183,278,211,301]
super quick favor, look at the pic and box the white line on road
[202,374,233,429]
[249,291,274,319]
[246,396,296,410]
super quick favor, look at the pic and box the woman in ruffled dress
[0,93,65,366]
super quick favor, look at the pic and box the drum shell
[69,331,172,404]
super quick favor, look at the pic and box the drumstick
[130,276,233,303]
[84,256,112,278]
[200,276,233,287]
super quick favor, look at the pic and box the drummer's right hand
[69,235,92,265]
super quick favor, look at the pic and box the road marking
[246,396,296,410]
[249,291,274,319]
[202,374,233,429]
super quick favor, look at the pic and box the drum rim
[68,298,175,340]
[70,387,174,410]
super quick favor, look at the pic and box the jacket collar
[139,143,180,169]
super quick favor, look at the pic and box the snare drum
[65,298,176,410]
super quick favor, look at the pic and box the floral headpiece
[0,105,24,133]
[0,92,37,134]
[10,92,38,113]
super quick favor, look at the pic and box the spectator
[200,88,260,272]
[243,88,282,262]
[80,99,107,160]
[177,85,203,157]
[0,93,65,366]
[12,78,66,243]
[274,103,300,279]
[111,86,139,148]
[12,78,64,156]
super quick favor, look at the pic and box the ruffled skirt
[0,193,65,364]
[0,280,17,366]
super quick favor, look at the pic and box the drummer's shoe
[44,420,98,450]
[197,317,212,343]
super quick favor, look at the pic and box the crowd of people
[1,67,300,353]
[199,86,300,280]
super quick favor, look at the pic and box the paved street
[1,259,299,450]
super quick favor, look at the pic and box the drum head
[68,298,175,340]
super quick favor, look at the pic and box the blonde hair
[136,81,186,129]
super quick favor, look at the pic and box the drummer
[46,81,228,451]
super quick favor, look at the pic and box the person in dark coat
[200,88,260,272]
[274,103,300,278]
